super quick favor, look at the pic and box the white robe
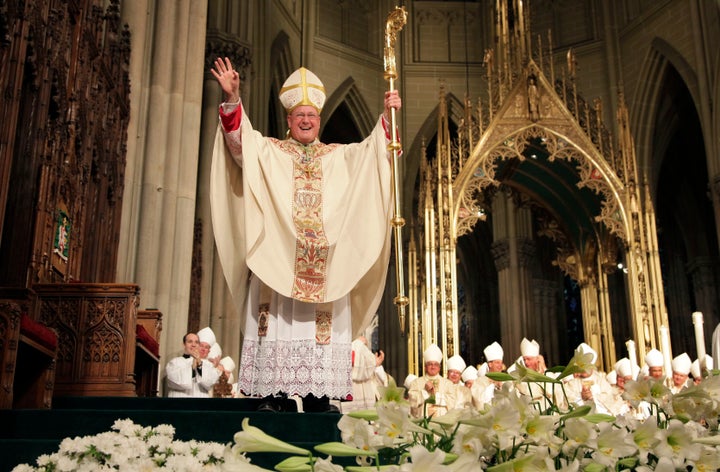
[408,375,456,418]
[165,356,221,398]
[343,338,389,411]
[210,102,393,399]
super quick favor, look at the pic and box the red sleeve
[219,103,243,133]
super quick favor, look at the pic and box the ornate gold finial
[384,6,407,81]
[567,48,577,80]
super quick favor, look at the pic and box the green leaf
[345,466,399,471]
[442,452,458,464]
[347,409,379,421]
[314,442,376,457]
[617,457,638,468]
[583,463,608,472]
[560,405,592,420]
[582,413,616,423]
[485,372,514,382]
[273,455,312,472]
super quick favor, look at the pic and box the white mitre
[208,342,222,359]
[484,342,504,362]
[447,354,466,373]
[462,365,478,382]
[615,357,636,378]
[671,352,692,375]
[644,348,664,368]
[423,343,443,364]
[279,67,326,113]
[197,327,216,346]
[690,356,713,378]
[520,338,540,357]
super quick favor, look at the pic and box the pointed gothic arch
[321,77,375,140]
[631,37,703,195]
[269,32,294,138]
[440,59,668,370]
[629,37,720,361]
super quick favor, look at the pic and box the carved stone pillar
[118,1,209,383]
[491,192,536,362]
[194,32,253,375]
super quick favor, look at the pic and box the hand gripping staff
[383,6,408,333]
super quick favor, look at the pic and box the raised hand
[211,57,241,103]
[383,90,401,121]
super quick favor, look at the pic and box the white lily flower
[337,414,383,451]
[622,379,652,407]
[692,446,720,471]
[543,456,580,472]
[524,412,559,446]
[630,417,660,465]
[376,401,431,446]
[399,445,449,471]
[591,422,637,467]
[477,397,523,451]
[653,419,702,467]
[635,456,675,472]
[447,451,482,472]
[312,456,344,472]
[560,417,597,458]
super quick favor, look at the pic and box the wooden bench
[135,309,163,397]
[0,288,58,409]
[3,285,162,401]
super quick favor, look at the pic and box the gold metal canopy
[407,0,668,374]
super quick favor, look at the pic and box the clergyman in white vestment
[209,57,401,410]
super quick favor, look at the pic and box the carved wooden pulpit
[33,283,140,397]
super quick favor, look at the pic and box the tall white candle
[626,339,637,372]
[659,325,672,377]
[692,311,706,369]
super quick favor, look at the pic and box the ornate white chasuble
[265,138,339,344]
[211,104,395,398]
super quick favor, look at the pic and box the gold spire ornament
[383,6,409,333]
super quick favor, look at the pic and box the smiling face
[198,342,211,359]
[648,366,664,379]
[424,361,441,377]
[487,359,504,372]
[183,333,199,356]
[523,355,539,370]
[287,105,321,144]
[447,369,462,384]
[672,371,688,387]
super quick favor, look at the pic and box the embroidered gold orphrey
[272,139,340,302]
[315,308,333,345]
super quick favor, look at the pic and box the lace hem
[238,338,352,399]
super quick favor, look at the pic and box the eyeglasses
[290,112,320,120]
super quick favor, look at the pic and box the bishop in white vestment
[209,58,400,403]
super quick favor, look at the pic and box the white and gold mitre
[279,67,326,113]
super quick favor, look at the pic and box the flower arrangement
[10,419,262,472]
[13,348,720,471]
